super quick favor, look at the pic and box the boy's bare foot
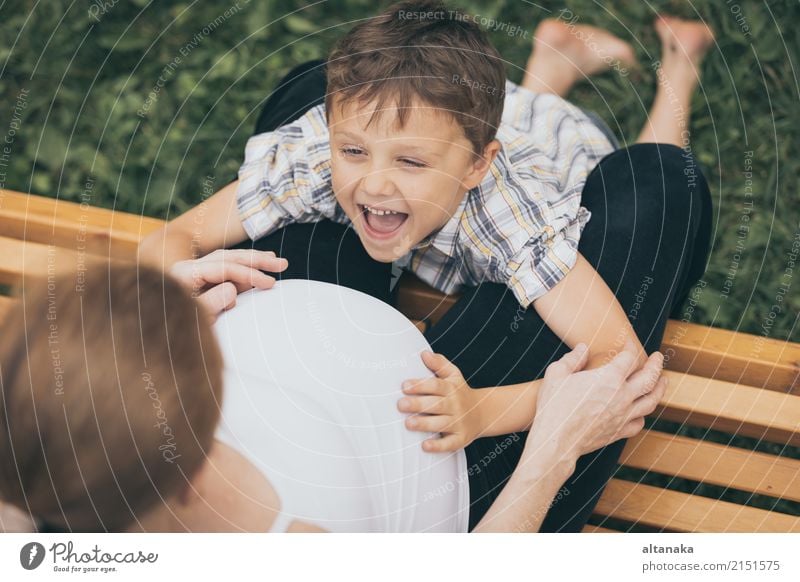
[655,15,715,71]
[636,16,715,146]
[523,18,636,96]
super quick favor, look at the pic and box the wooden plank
[396,273,800,394]
[0,236,88,286]
[582,525,620,533]
[0,295,15,323]
[0,236,48,286]
[395,274,459,325]
[0,189,164,236]
[663,320,800,395]
[410,319,427,334]
[620,430,800,503]
[656,371,800,447]
[0,189,163,258]
[594,479,800,532]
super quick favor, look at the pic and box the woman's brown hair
[0,260,224,531]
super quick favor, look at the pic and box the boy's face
[329,96,496,262]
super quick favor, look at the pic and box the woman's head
[0,260,224,531]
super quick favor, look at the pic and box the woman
[0,260,665,532]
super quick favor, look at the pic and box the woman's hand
[170,249,289,322]
[522,338,667,467]
[397,351,484,452]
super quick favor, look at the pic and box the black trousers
[235,60,713,532]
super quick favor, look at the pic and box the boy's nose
[361,168,393,197]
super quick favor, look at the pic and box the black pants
[236,60,713,532]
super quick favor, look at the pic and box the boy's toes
[654,15,715,65]
[533,17,636,76]
[533,18,571,51]
[611,38,637,70]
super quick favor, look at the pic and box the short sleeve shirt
[237,80,615,308]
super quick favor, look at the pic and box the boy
[140,1,713,531]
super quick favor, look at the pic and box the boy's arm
[138,180,249,270]
[401,253,649,445]
[532,252,646,369]
[475,252,646,437]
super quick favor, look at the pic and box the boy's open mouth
[358,204,409,239]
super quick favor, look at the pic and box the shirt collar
[410,189,472,257]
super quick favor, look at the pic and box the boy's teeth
[363,204,400,216]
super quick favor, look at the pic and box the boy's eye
[399,158,426,168]
[339,147,364,157]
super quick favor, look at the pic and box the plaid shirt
[237,80,615,308]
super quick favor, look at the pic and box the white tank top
[212,280,469,532]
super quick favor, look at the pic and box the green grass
[0,0,798,523]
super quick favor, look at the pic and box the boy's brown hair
[0,260,223,532]
[326,0,506,155]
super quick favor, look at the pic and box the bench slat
[0,189,162,258]
[594,479,800,532]
[410,320,426,333]
[662,320,800,396]
[582,525,620,533]
[0,236,48,286]
[0,295,14,323]
[620,430,800,503]
[658,371,800,447]
[0,236,89,286]
[395,275,459,326]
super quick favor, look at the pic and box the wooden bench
[2,188,798,533]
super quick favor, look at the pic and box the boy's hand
[170,249,288,322]
[397,351,483,453]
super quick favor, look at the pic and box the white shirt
[212,280,469,532]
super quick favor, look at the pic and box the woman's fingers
[544,343,589,380]
[204,248,289,271]
[171,250,286,298]
[196,250,288,291]
[194,260,277,293]
[405,413,450,433]
[561,343,590,370]
[624,351,664,398]
[629,376,668,419]
[397,395,444,414]
[613,376,668,445]
[602,337,642,381]
[617,416,647,440]
[196,282,238,322]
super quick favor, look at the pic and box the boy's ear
[462,140,501,191]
